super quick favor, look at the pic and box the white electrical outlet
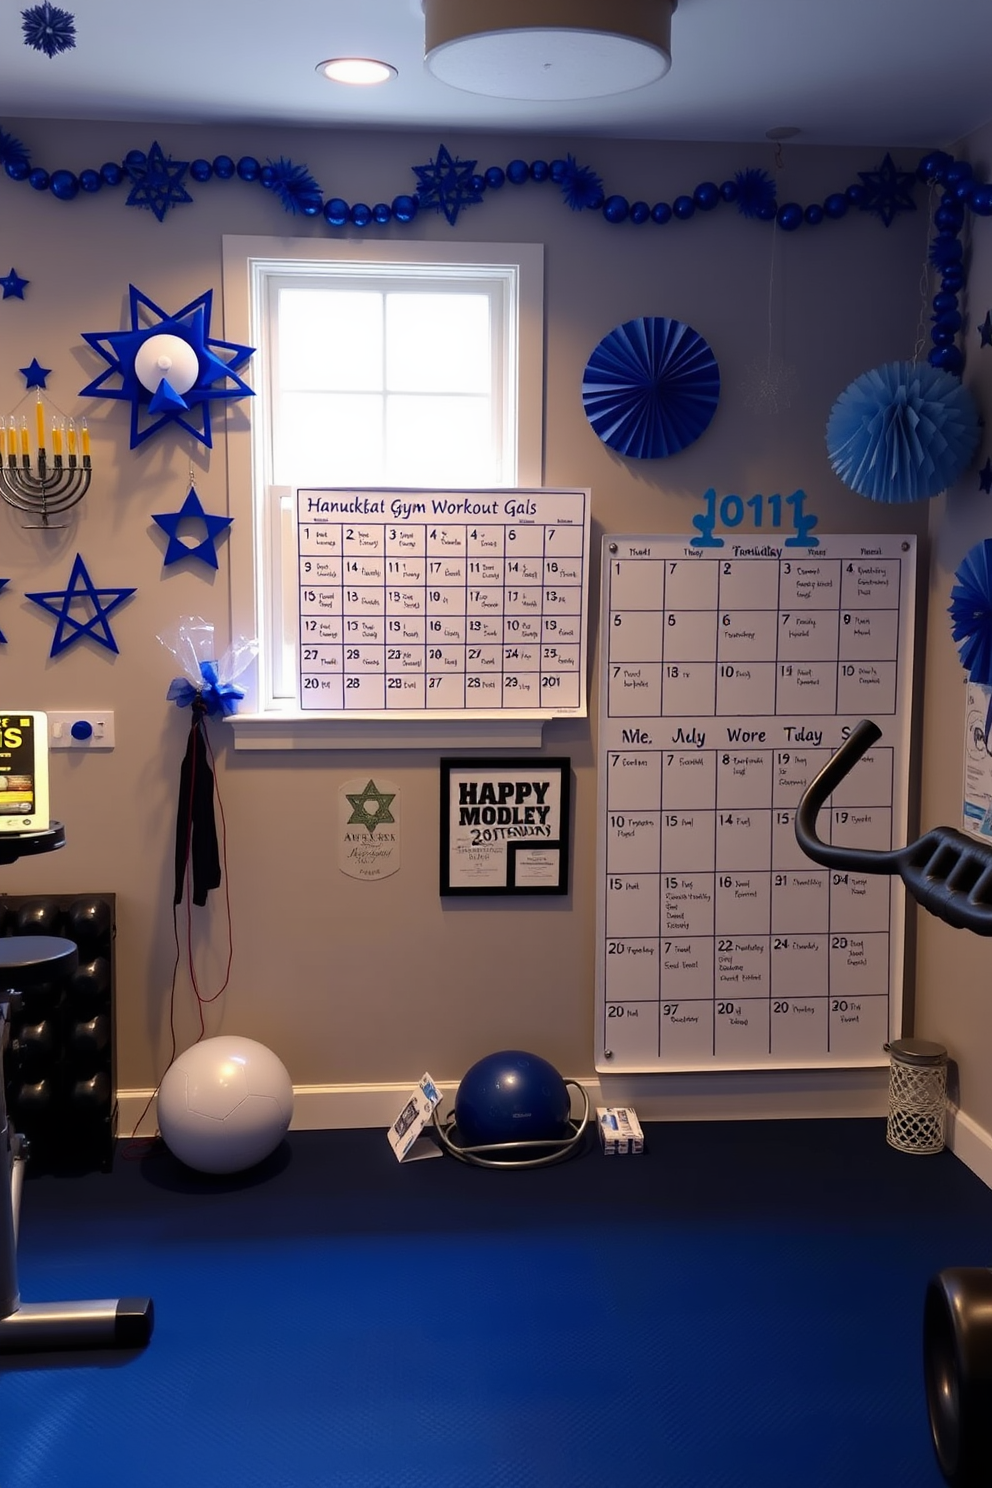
[48,711,115,749]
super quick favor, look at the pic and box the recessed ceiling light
[317,57,397,85]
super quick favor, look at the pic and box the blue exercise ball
[455,1050,571,1147]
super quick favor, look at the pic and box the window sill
[225,713,551,751]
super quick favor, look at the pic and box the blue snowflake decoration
[826,360,981,502]
[857,153,916,227]
[26,553,135,657]
[263,158,323,216]
[734,168,776,219]
[929,236,963,271]
[582,317,721,460]
[0,130,29,170]
[413,145,483,227]
[559,155,604,212]
[21,2,76,56]
[153,485,233,569]
[125,143,193,223]
[80,284,254,449]
[950,539,992,686]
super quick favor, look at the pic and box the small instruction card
[387,1073,443,1162]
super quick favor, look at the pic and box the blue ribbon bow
[167,659,245,717]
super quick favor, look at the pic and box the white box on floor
[597,1106,644,1154]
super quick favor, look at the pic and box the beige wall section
[917,116,992,1144]
[0,121,930,1113]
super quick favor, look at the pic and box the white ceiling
[2,0,991,149]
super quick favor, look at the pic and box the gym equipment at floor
[795,719,992,1488]
[433,1048,590,1168]
[0,826,153,1353]
[157,1035,294,1175]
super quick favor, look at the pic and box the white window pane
[275,392,384,486]
[278,289,384,391]
[386,294,490,394]
[385,395,496,487]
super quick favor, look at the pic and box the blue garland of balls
[1,124,989,377]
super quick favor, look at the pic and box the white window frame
[221,235,545,749]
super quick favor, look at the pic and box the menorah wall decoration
[0,395,92,527]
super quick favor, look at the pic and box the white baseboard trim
[115,1079,992,1190]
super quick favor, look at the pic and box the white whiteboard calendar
[295,488,590,716]
[595,534,916,1072]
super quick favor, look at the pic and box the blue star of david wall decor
[153,485,233,569]
[80,284,254,449]
[26,553,135,657]
[857,153,917,227]
[124,142,193,223]
[413,145,483,226]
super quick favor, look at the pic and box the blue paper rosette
[582,317,721,459]
[826,360,980,502]
[950,539,992,686]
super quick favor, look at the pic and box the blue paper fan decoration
[826,360,980,502]
[950,539,992,686]
[582,317,721,459]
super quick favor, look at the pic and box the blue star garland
[153,485,233,569]
[413,145,483,226]
[80,284,254,449]
[0,268,29,300]
[857,153,917,227]
[26,553,135,657]
[19,358,50,388]
[124,142,193,223]
[21,3,76,57]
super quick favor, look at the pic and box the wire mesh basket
[885,1038,948,1155]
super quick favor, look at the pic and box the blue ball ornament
[213,155,236,180]
[776,202,803,231]
[124,150,147,170]
[673,194,696,220]
[693,181,719,210]
[259,165,275,187]
[300,197,322,218]
[804,203,824,225]
[651,201,672,224]
[824,193,848,219]
[50,169,78,201]
[630,200,650,224]
[530,160,549,182]
[236,156,260,182]
[190,158,213,182]
[970,184,992,216]
[484,166,505,189]
[100,161,124,186]
[934,309,963,334]
[506,159,529,185]
[372,202,392,225]
[755,201,777,221]
[932,290,959,315]
[945,160,973,184]
[720,180,739,203]
[323,197,350,227]
[392,193,418,223]
[550,159,567,183]
[928,344,965,374]
[603,194,630,223]
[918,150,953,181]
[846,183,868,206]
[78,169,101,193]
[350,203,372,227]
[954,178,977,204]
[5,159,30,182]
[930,326,956,347]
[935,201,964,232]
[941,267,966,292]
[28,168,50,192]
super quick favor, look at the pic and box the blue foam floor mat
[2,1119,990,1487]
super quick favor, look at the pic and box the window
[222,236,544,742]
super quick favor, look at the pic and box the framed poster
[440,757,570,895]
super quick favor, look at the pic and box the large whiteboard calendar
[595,534,916,1072]
[295,488,590,716]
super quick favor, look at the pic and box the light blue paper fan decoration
[582,317,721,459]
[826,360,980,502]
[950,539,992,685]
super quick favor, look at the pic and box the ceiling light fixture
[317,58,397,86]
[422,0,676,102]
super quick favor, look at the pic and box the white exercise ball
[157,1036,294,1174]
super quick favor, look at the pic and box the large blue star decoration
[21,2,76,57]
[857,153,917,227]
[26,553,135,658]
[153,485,233,569]
[125,142,193,223]
[80,284,254,449]
[19,357,50,388]
[980,458,992,494]
[413,145,483,226]
[979,311,992,349]
[0,579,9,645]
[1,268,29,300]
